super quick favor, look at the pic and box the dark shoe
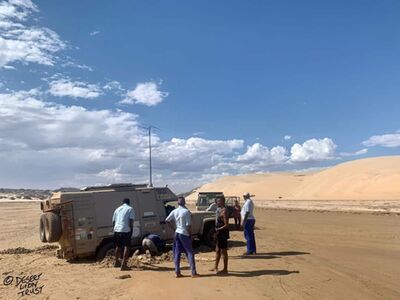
[217,270,228,276]
[114,261,121,268]
[120,265,131,271]
[175,273,183,278]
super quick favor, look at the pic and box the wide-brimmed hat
[243,193,253,198]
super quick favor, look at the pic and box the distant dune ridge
[187,156,400,202]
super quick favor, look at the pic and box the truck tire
[39,214,47,243]
[44,212,62,242]
[202,224,216,249]
[96,241,115,260]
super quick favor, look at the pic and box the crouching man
[142,233,166,256]
[112,198,134,270]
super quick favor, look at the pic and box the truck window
[164,201,176,217]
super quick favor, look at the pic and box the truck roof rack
[198,192,223,194]
[80,183,148,191]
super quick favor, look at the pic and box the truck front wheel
[202,225,216,249]
[44,212,62,242]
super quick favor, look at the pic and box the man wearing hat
[241,193,256,255]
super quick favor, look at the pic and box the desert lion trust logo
[3,273,44,297]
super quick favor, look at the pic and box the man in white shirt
[206,199,218,212]
[166,197,198,278]
[241,193,256,255]
[112,198,134,270]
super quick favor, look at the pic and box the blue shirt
[112,203,135,233]
[146,234,166,249]
[165,205,191,236]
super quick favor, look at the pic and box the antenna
[140,125,160,187]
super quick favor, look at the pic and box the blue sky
[0,0,399,191]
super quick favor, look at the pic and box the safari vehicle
[225,196,240,206]
[39,184,216,260]
[196,192,224,211]
[196,192,240,218]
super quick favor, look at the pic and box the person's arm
[187,212,193,238]
[165,211,175,231]
[216,208,229,231]
[242,212,250,227]
[241,203,249,229]
[112,211,116,231]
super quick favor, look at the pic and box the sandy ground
[0,202,400,300]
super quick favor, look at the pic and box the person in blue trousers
[241,193,257,255]
[166,196,199,278]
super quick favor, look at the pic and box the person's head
[234,199,239,206]
[123,198,130,205]
[243,193,251,200]
[217,196,225,208]
[177,196,186,206]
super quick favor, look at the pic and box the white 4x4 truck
[39,184,216,260]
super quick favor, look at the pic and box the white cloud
[290,138,337,162]
[153,137,244,172]
[62,61,93,72]
[89,30,100,36]
[120,81,168,106]
[362,133,400,148]
[48,78,102,99]
[340,148,368,157]
[0,89,342,191]
[193,131,205,136]
[103,80,123,92]
[237,143,288,165]
[97,167,124,182]
[0,0,66,68]
[0,89,246,190]
[284,135,291,141]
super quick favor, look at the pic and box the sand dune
[187,156,400,202]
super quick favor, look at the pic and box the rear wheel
[96,241,115,260]
[39,214,47,243]
[44,212,62,242]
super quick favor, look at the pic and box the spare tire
[44,212,62,242]
[39,214,47,243]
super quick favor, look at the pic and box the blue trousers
[244,219,256,254]
[173,233,197,275]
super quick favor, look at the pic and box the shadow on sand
[231,251,310,260]
[219,269,300,277]
[141,265,300,277]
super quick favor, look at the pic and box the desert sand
[187,156,400,212]
[1,202,400,300]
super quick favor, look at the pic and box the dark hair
[177,196,185,206]
[123,198,130,205]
